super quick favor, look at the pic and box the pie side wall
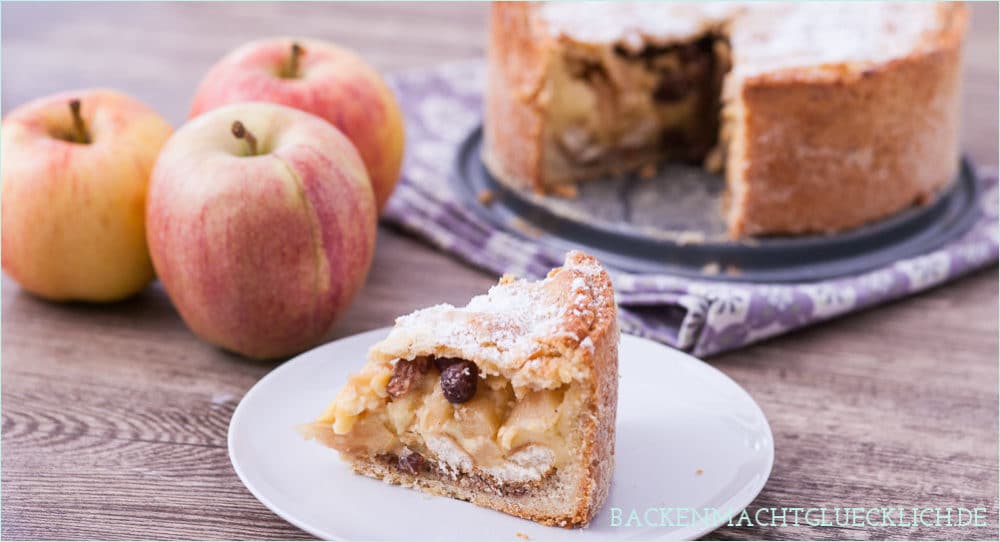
[726,5,968,237]
[483,2,549,192]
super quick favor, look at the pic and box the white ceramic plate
[229,328,773,541]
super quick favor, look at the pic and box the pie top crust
[483,1,967,238]
[370,251,613,392]
[538,2,952,82]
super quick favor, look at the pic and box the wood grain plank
[707,267,999,540]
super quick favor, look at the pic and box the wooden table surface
[2,3,997,540]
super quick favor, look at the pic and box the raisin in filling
[371,355,580,483]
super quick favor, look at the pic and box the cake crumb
[639,163,657,180]
[696,469,704,476]
[550,184,579,199]
[704,146,725,173]
[701,262,720,275]
[510,217,545,239]
[516,532,531,540]
[675,231,707,246]
[477,189,495,206]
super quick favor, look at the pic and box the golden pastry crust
[483,2,968,239]
[726,3,967,236]
[483,2,549,192]
[301,251,618,527]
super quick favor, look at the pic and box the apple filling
[540,33,731,185]
[315,355,585,485]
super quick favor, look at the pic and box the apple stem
[283,42,304,78]
[231,121,259,156]
[68,99,91,144]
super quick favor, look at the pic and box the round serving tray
[452,126,980,282]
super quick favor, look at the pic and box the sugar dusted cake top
[539,2,946,78]
[538,2,738,47]
[370,251,614,390]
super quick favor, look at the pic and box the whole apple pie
[483,2,968,237]
[300,251,618,527]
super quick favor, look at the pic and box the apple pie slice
[300,251,618,527]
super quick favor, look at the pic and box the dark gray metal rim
[451,126,981,283]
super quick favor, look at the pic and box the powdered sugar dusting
[730,3,943,77]
[540,2,738,44]
[539,2,943,78]
[377,251,609,383]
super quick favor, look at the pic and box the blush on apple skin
[1,88,173,302]
[147,102,377,359]
[189,38,405,213]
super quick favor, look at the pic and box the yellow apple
[2,89,173,302]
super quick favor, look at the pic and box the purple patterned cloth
[382,61,999,357]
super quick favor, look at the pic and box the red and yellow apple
[146,102,377,359]
[2,89,173,302]
[189,38,405,212]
